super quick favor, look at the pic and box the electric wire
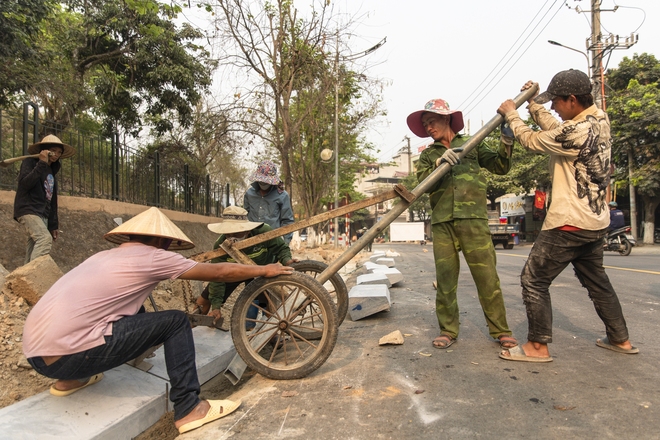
[465,0,566,114]
[457,0,553,111]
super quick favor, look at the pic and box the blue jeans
[28,310,201,421]
[520,228,629,344]
[18,214,52,264]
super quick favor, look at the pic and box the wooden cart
[190,86,538,383]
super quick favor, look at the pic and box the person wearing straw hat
[13,134,75,264]
[194,206,297,327]
[409,98,517,351]
[243,160,294,244]
[22,207,294,434]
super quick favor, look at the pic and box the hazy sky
[331,0,659,162]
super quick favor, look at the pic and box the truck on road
[488,211,519,249]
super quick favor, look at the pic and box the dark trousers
[28,310,200,421]
[521,228,630,344]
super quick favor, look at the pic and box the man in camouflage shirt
[408,98,517,350]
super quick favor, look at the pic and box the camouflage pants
[432,219,511,339]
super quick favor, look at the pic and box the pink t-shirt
[22,243,197,358]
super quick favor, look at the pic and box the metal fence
[1,103,227,216]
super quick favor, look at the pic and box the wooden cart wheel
[290,260,348,326]
[231,272,338,380]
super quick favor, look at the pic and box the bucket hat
[248,160,281,185]
[28,134,76,159]
[207,206,264,235]
[406,98,464,138]
[104,207,195,250]
[534,69,592,104]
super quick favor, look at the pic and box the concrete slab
[0,325,237,439]
[369,252,386,263]
[364,262,388,272]
[371,267,404,285]
[375,257,395,267]
[148,326,236,387]
[348,284,391,321]
[356,273,392,287]
[0,364,167,440]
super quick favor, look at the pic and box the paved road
[188,242,660,440]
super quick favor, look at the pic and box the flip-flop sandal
[178,399,242,434]
[50,373,104,397]
[499,345,553,363]
[498,335,519,349]
[432,335,456,349]
[596,337,639,354]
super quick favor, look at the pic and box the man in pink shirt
[22,207,294,434]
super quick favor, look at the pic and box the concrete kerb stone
[364,262,388,272]
[375,257,395,267]
[348,284,391,321]
[0,326,236,439]
[356,272,392,287]
[371,267,404,285]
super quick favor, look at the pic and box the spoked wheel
[231,272,338,380]
[290,260,348,326]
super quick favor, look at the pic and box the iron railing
[0,104,226,216]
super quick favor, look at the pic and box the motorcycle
[604,226,636,256]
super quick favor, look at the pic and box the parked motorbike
[604,226,636,256]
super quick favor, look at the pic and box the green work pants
[431,219,511,340]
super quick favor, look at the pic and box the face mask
[258,182,271,191]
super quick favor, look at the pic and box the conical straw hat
[104,207,195,250]
[28,134,76,159]
[207,206,263,235]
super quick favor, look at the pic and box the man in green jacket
[408,98,517,350]
[195,206,296,327]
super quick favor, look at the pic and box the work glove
[501,122,515,145]
[436,148,462,167]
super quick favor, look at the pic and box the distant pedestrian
[14,134,75,264]
[497,70,637,362]
[243,160,294,244]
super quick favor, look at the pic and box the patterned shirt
[416,135,512,224]
[504,103,610,231]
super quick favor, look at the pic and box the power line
[457,0,554,111]
[462,1,566,117]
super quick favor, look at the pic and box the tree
[5,0,215,136]
[211,0,383,208]
[607,53,660,244]
[0,0,56,106]
[398,173,430,222]
[483,120,551,202]
[291,63,379,222]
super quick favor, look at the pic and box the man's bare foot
[614,340,633,350]
[52,378,92,392]
[500,341,549,359]
[174,401,210,430]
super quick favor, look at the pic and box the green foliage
[0,0,56,105]
[3,0,215,137]
[607,54,660,199]
[398,173,430,222]
[483,119,551,201]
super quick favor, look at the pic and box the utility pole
[403,136,412,175]
[578,0,639,238]
[584,0,637,110]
